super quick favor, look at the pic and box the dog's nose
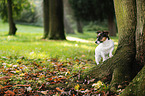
[95,41,98,44]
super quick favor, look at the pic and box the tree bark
[120,65,145,96]
[64,14,75,34]
[135,0,145,67]
[49,0,66,40]
[111,0,137,90]
[108,14,117,36]
[63,0,75,34]
[7,0,17,35]
[76,18,83,33]
[120,0,145,95]
[42,0,49,39]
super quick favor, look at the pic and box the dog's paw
[109,55,113,58]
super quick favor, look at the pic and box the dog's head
[95,31,110,44]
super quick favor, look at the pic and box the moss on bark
[120,66,145,96]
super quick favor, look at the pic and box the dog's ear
[96,30,101,34]
[103,31,109,35]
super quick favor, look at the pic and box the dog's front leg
[95,55,100,65]
[109,47,114,58]
[101,52,107,62]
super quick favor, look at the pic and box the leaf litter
[0,56,122,95]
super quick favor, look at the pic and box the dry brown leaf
[41,90,48,95]
[5,90,15,96]
[15,84,31,87]
[56,87,64,92]
[0,76,10,80]
[1,85,12,89]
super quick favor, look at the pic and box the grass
[0,21,118,61]
[0,21,119,95]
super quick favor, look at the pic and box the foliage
[0,0,34,22]
[83,21,108,31]
[0,0,7,21]
[69,0,115,21]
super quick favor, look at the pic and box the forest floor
[0,22,119,95]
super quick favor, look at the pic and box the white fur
[95,38,114,64]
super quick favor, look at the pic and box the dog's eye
[97,37,101,41]
[97,36,104,41]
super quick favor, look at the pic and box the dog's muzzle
[95,40,103,44]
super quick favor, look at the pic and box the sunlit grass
[0,21,118,62]
[0,37,96,61]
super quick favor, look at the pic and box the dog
[95,31,114,64]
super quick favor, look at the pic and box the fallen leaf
[13,88,25,94]
[39,83,46,90]
[27,86,32,92]
[56,87,64,92]
[5,90,15,96]
[41,90,48,95]
[20,73,25,76]
[76,59,79,62]
[46,78,53,81]
[15,84,31,87]
[1,85,12,89]
[0,76,10,80]
[81,55,86,57]
[118,85,123,88]
[74,84,80,90]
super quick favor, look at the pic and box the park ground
[0,22,119,95]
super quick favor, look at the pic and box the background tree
[0,0,7,21]
[63,0,75,34]
[68,0,85,33]
[0,0,33,35]
[48,0,66,40]
[42,0,49,39]
[76,18,83,33]
[64,14,75,34]
[7,0,17,35]
[86,0,145,95]
[69,0,116,36]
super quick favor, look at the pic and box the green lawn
[0,22,118,60]
[0,21,118,95]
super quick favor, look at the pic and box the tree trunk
[76,18,83,33]
[110,0,137,90]
[135,0,145,67]
[42,0,49,39]
[49,0,66,40]
[63,0,74,17]
[108,14,116,36]
[120,0,145,95]
[7,0,17,35]
[63,0,75,34]
[64,14,75,34]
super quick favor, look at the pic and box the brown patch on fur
[101,37,107,42]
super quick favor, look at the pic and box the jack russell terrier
[95,31,114,64]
